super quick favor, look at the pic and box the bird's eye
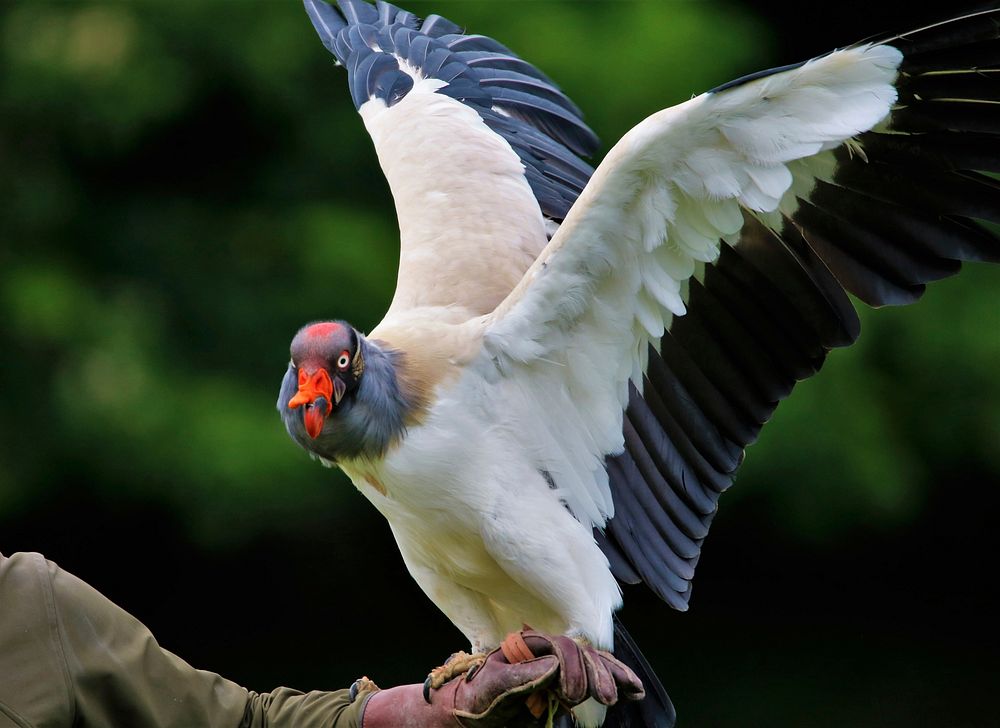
[337,351,351,370]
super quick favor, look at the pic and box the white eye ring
[337,353,350,369]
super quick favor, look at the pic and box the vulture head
[287,321,363,437]
[278,320,409,463]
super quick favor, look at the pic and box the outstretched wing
[481,11,1000,611]
[303,0,597,318]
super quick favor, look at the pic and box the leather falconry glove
[510,629,645,712]
[360,629,645,728]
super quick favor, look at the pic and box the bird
[278,1,1000,725]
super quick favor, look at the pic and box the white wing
[304,0,598,319]
[481,12,1000,610]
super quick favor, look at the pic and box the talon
[426,650,488,691]
[423,676,433,704]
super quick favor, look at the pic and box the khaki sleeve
[0,552,366,728]
[0,552,75,728]
[241,688,373,728]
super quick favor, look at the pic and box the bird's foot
[423,650,488,700]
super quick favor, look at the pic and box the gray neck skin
[279,336,411,462]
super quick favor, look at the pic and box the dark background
[2,2,998,726]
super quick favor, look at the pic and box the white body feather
[341,360,622,651]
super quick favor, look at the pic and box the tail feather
[602,615,675,728]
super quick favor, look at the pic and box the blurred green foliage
[0,0,997,553]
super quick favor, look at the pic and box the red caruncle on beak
[288,367,337,439]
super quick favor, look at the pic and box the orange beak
[288,367,341,439]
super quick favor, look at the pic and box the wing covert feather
[482,11,1000,609]
[304,0,598,317]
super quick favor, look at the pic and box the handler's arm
[0,552,363,728]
